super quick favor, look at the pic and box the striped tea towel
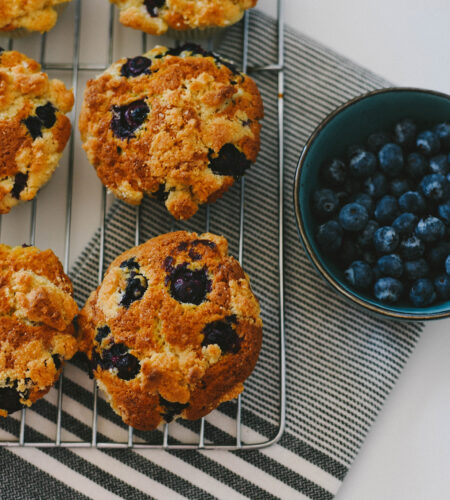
[0,10,423,500]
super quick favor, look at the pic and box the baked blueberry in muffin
[78,231,262,430]
[0,50,74,213]
[79,44,263,220]
[110,0,258,36]
[0,245,78,417]
[0,0,71,34]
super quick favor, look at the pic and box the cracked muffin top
[78,231,262,430]
[79,43,263,220]
[0,49,74,213]
[0,0,70,34]
[0,244,78,418]
[111,0,258,35]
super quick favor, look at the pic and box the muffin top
[0,244,78,417]
[79,44,263,220]
[0,0,70,33]
[111,0,258,35]
[78,231,262,430]
[0,49,74,214]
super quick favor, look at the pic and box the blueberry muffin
[111,0,258,37]
[79,44,263,220]
[0,0,70,35]
[0,244,79,417]
[0,49,74,213]
[78,231,262,430]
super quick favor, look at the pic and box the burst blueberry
[373,226,399,254]
[23,116,42,139]
[144,0,165,16]
[11,173,28,199]
[121,56,152,77]
[374,277,403,304]
[416,130,440,156]
[169,263,211,305]
[202,320,240,353]
[374,195,398,224]
[379,143,404,177]
[344,261,373,290]
[409,279,436,307]
[159,396,189,423]
[120,272,148,308]
[339,203,369,231]
[111,99,149,139]
[0,386,23,414]
[209,144,251,177]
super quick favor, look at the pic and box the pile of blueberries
[313,119,450,307]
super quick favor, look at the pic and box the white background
[1,1,450,499]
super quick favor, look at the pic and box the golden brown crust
[78,231,262,430]
[0,50,74,214]
[0,0,70,33]
[0,244,79,418]
[111,0,258,35]
[79,45,263,220]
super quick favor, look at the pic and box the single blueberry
[144,0,165,16]
[11,172,28,199]
[409,279,436,307]
[0,386,23,414]
[121,56,152,77]
[347,144,365,160]
[349,151,377,179]
[35,102,56,129]
[311,189,339,220]
[159,396,189,423]
[111,99,149,139]
[428,242,450,269]
[202,320,240,353]
[429,155,449,176]
[416,130,440,156]
[379,143,404,177]
[98,343,141,380]
[394,118,417,149]
[339,203,369,231]
[374,277,403,304]
[446,255,450,275]
[400,235,425,261]
[357,220,379,248]
[352,193,373,214]
[316,221,343,254]
[398,191,426,214]
[169,263,211,305]
[373,226,399,254]
[406,153,427,179]
[434,274,450,300]
[367,131,391,153]
[120,272,148,308]
[375,254,403,278]
[389,178,410,198]
[415,216,445,243]
[434,122,450,150]
[363,172,388,199]
[344,261,373,290]
[374,195,398,224]
[320,158,347,187]
[23,116,42,139]
[404,259,430,281]
[209,144,251,177]
[438,200,450,224]
[392,213,418,235]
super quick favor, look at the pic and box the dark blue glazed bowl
[294,88,450,320]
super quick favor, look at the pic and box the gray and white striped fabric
[0,12,422,500]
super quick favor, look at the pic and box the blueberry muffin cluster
[0,49,74,214]
[313,119,450,307]
[0,244,78,417]
[79,44,263,220]
[110,0,258,36]
[0,0,70,34]
[78,231,262,431]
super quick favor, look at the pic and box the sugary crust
[78,231,262,430]
[0,50,74,213]
[0,0,70,33]
[0,244,79,417]
[111,0,257,35]
[79,45,263,220]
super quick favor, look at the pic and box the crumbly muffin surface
[0,49,74,214]
[0,0,70,33]
[79,44,263,220]
[78,231,262,430]
[0,244,78,417]
[111,0,257,35]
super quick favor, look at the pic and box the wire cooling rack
[0,0,285,450]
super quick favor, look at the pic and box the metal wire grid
[0,0,286,450]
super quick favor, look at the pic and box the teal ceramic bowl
[294,87,450,321]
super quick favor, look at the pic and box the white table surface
[1,1,450,499]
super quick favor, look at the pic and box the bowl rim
[293,86,450,321]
